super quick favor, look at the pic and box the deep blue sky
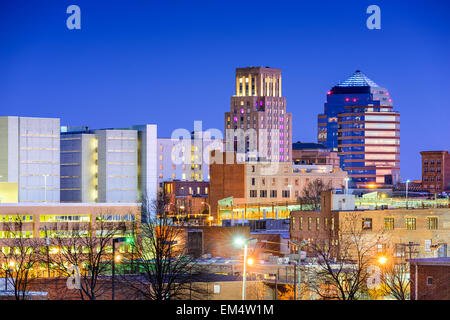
[1,0,449,180]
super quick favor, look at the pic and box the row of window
[250,190,291,198]
[291,216,439,232]
[363,217,439,231]
[423,160,442,166]
[291,216,335,231]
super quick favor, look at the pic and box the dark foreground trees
[0,215,42,300]
[305,212,387,300]
[120,195,207,300]
[48,217,133,300]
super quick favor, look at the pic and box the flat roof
[409,257,450,265]
[0,203,141,207]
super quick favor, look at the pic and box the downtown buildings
[317,70,400,188]
[0,116,60,203]
[225,67,292,162]
[209,151,348,222]
[420,151,450,194]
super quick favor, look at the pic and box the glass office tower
[317,70,400,187]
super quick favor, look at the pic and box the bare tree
[301,179,330,210]
[122,194,207,300]
[378,246,410,300]
[48,216,132,300]
[0,214,42,300]
[305,213,386,300]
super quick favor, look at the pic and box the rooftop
[409,257,450,265]
[336,70,379,88]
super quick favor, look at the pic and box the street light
[377,256,388,265]
[112,236,133,300]
[406,179,411,209]
[290,240,308,300]
[5,260,15,291]
[233,236,257,300]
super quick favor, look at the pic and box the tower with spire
[317,70,400,188]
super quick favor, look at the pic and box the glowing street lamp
[112,237,133,300]
[406,179,411,209]
[233,237,257,300]
[246,257,254,266]
[378,256,388,265]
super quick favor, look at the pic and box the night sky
[1,0,449,180]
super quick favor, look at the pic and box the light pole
[406,179,410,209]
[233,237,256,300]
[290,240,308,300]
[112,237,132,300]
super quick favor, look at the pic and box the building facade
[60,125,158,223]
[225,67,292,162]
[420,151,450,193]
[410,258,450,300]
[0,116,60,203]
[209,151,348,220]
[317,70,400,187]
[163,180,209,219]
[292,142,340,168]
[290,192,450,259]
[157,131,223,187]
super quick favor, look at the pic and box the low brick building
[409,258,450,300]
[290,191,450,259]
[420,151,450,193]
[163,180,210,222]
[177,225,250,258]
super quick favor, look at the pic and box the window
[384,218,395,230]
[406,217,416,230]
[251,178,255,186]
[331,217,335,231]
[260,190,267,198]
[299,217,303,230]
[270,190,277,198]
[282,190,290,198]
[291,217,296,231]
[316,218,320,231]
[308,217,312,230]
[250,190,257,198]
[427,217,438,230]
[427,277,433,286]
[362,218,372,230]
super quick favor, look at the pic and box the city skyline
[1,0,450,181]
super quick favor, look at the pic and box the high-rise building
[317,70,400,187]
[60,125,156,205]
[156,131,223,187]
[420,151,450,193]
[225,67,292,162]
[0,116,60,203]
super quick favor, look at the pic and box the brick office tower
[224,67,292,163]
[420,151,450,194]
[317,70,400,188]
